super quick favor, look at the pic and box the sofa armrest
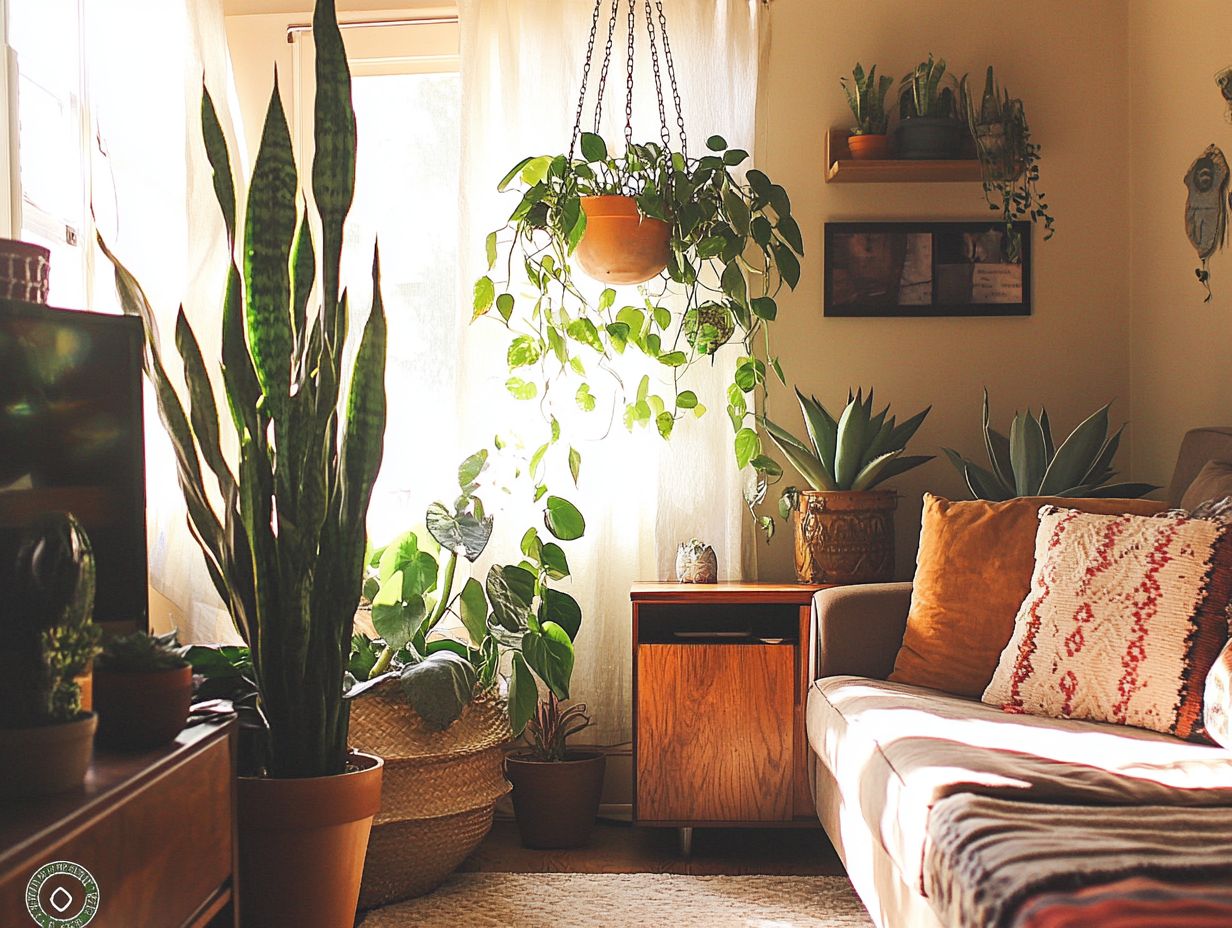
[812,582,912,681]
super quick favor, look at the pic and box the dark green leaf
[398,651,476,730]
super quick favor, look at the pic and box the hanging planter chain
[568,0,688,164]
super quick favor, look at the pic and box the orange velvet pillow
[889,493,1168,697]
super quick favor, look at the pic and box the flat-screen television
[0,299,148,630]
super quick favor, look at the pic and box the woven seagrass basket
[350,685,511,909]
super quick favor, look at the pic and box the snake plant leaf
[201,83,236,245]
[398,651,477,730]
[850,449,903,491]
[290,205,315,347]
[311,0,356,318]
[1038,404,1110,496]
[509,652,538,736]
[174,307,234,499]
[1010,411,1047,496]
[244,76,297,419]
[220,261,264,442]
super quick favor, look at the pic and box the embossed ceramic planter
[793,489,896,584]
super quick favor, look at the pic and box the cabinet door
[636,643,794,822]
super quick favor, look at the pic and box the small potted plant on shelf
[896,54,965,159]
[93,630,192,749]
[0,511,102,799]
[943,390,1157,500]
[505,692,604,849]
[762,389,932,583]
[961,66,1055,258]
[98,1,388,924]
[840,63,894,160]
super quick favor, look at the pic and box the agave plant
[762,388,933,495]
[840,63,894,135]
[98,0,387,778]
[943,390,1157,501]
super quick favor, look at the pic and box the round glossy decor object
[506,751,606,849]
[675,541,718,583]
[237,752,384,928]
[0,712,97,799]
[847,133,890,160]
[574,195,671,286]
[94,664,193,749]
[793,489,898,584]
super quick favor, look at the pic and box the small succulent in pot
[94,630,194,749]
[943,390,1157,500]
[840,63,894,160]
[675,539,718,583]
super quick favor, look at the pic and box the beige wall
[1128,0,1232,489]
[753,0,1135,580]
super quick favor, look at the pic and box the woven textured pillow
[1206,642,1232,748]
[983,504,1232,741]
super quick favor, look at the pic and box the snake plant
[841,63,894,135]
[762,388,933,493]
[899,54,957,119]
[943,390,1157,501]
[98,0,388,778]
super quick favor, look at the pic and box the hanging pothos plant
[473,130,803,537]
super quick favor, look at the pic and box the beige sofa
[807,428,1232,928]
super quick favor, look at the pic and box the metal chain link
[568,0,607,162]
[653,0,688,159]
[592,0,621,135]
[624,0,636,150]
[644,0,670,149]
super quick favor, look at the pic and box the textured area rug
[359,872,873,927]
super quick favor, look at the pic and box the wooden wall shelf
[825,128,984,184]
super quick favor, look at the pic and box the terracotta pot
[847,133,889,160]
[237,752,383,928]
[94,664,193,749]
[793,489,897,584]
[0,712,97,799]
[0,238,50,303]
[574,195,670,285]
[506,750,605,849]
[894,116,965,160]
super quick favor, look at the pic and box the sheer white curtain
[459,0,763,744]
[88,0,244,642]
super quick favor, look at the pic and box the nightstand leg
[678,826,693,857]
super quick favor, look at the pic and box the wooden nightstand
[630,582,826,853]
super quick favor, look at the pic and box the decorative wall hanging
[474,0,806,540]
[1183,144,1229,302]
[824,221,1031,318]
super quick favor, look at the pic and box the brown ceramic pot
[0,712,97,799]
[793,489,897,584]
[94,664,193,749]
[237,752,383,928]
[847,133,889,160]
[574,195,670,285]
[506,750,606,849]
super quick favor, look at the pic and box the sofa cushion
[807,676,1232,892]
[889,494,1167,697]
[1181,460,1232,509]
[984,505,1232,741]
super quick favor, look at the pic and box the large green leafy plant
[943,391,1157,500]
[348,449,587,736]
[475,132,804,534]
[99,0,387,778]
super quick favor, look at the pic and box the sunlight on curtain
[459,0,763,744]
[87,0,244,641]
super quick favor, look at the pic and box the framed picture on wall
[823,221,1031,317]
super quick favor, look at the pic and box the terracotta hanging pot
[574,195,671,285]
[94,664,193,749]
[0,712,96,799]
[847,133,889,160]
[793,489,897,584]
[237,752,383,928]
[505,751,606,849]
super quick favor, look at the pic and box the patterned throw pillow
[1206,642,1232,748]
[983,503,1232,741]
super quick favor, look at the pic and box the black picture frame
[824,220,1032,317]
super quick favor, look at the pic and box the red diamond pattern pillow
[983,504,1232,741]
